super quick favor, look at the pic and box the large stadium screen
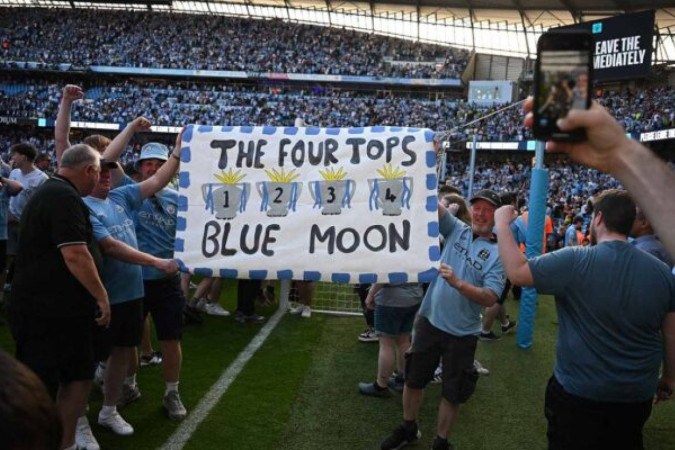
[557,10,655,81]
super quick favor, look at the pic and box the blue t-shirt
[418,212,505,336]
[84,184,144,305]
[529,241,675,402]
[564,224,578,247]
[120,176,178,280]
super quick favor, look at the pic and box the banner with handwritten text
[174,125,440,284]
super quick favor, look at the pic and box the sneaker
[387,375,405,393]
[117,384,141,409]
[473,360,490,376]
[478,331,501,342]
[381,423,421,450]
[358,328,379,343]
[358,382,392,397]
[203,302,231,317]
[301,305,312,319]
[430,364,443,384]
[140,351,163,367]
[163,391,187,421]
[76,416,100,450]
[183,304,204,325]
[235,311,266,324]
[93,363,105,389]
[431,436,454,450]
[501,320,517,334]
[98,410,134,435]
[194,298,207,312]
[288,303,304,315]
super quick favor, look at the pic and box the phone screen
[536,49,590,131]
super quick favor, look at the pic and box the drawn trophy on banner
[202,169,250,220]
[309,167,355,215]
[257,168,302,217]
[368,164,413,216]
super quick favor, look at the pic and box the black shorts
[405,315,478,404]
[545,376,652,450]
[143,275,185,341]
[10,310,97,396]
[94,299,143,359]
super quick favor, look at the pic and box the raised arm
[495,205,533,286]
[103,116,152,186]
[523,97,675,258]
[55,84,84,164]
[137,130,183,199]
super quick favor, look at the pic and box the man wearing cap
[109,138,190,421]
[381,189,505,450]
[83,133,181,436]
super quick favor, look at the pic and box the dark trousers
[545,376,652,450]
[237,279,261,316]
[355,284,374,327]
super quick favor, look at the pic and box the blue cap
[136,142,169,169]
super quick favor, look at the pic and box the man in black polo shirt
[8,143,112,450]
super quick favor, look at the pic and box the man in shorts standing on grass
[381,189,505,450]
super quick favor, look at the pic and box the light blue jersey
[85,184,144,304]
[564,224,578,247]
[120,176,178,280]
[418,212,505,336]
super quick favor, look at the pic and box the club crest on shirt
[478,249,491,261]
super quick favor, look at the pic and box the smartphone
[533,31,593,141]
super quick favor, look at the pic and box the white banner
[174,125,441,284]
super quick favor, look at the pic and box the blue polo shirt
[84,184,144,304]
[418,212,505,336]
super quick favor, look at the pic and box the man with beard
[381,189,505,450]
[495,189,675,450]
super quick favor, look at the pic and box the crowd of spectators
[443,154,644,231]
[596,86,675,134]
[0,8,468,79]
[2,78,674,140]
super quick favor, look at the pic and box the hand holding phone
[533,31,593,142]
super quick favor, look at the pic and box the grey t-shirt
[375,283,424,308]
[529,240,675,402]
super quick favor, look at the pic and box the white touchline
[159,280,291,450]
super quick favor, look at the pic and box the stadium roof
[3,0,674,59]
